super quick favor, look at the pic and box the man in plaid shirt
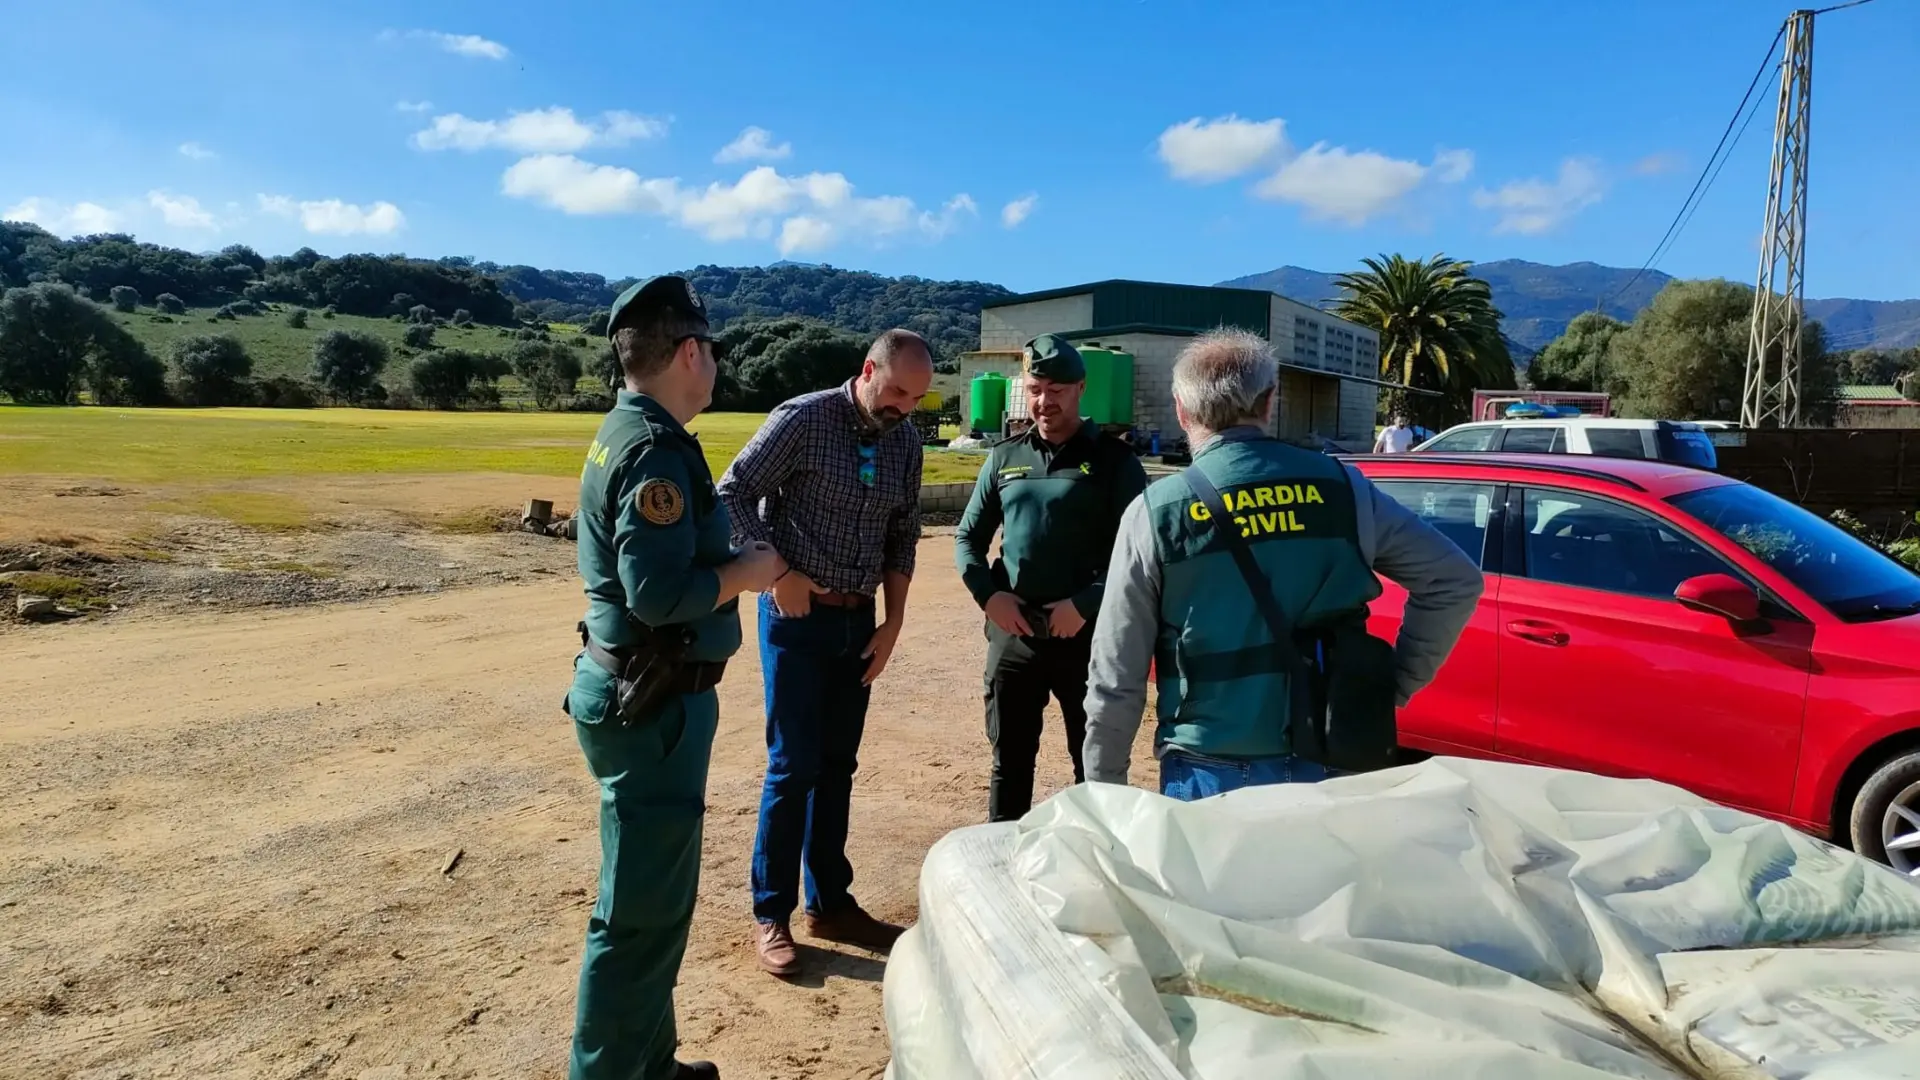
[717,329,933,978]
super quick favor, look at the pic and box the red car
[1349,452,1920,878]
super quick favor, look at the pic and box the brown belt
[810,590,875,608]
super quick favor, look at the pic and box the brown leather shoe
[804,905,905,952]
[755,920,799,977]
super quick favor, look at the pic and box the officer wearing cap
[565,276,785,1080]
[954,335,1149,821]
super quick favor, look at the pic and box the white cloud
[925,194,978,238]
[394,100,435,113]
[412,107,666,153]
[258,194,406,235]
[500,154,679,215]
[1634,152,1685,176]
[1431,148,1475,184]
[1000,193,1039,229]
[425,31,508,59]
[1472,158,1606,235]
[177,141,216,161]
[499,155,972,254]
[146,191,216,229]
[1157,115,1287,182]
[1255,144,1430,225]
[2,197,123,235]
[779,216,838,254]
[715,126,793,164]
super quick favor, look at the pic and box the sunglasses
[856,437,878,487]
[672,333,717,348]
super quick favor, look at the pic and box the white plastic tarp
[884,758,1920,1080]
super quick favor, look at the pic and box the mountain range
[1218,260,1920,355]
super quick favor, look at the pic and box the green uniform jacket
[1082,427,1487,782]
[954,419,1149,620]
[1143,436,1379,758]
[577,390,742,663]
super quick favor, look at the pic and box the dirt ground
[0,507,1148,1079]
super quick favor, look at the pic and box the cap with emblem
[1023,334,1085,383]
[606,274,708,340]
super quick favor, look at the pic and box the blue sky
[2,0,1915,300]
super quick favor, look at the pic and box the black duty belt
[579,627,728,695]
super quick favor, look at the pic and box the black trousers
[982,620,1092,823]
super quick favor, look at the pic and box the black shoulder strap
[1184,462,1298,657]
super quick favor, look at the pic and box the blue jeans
[1159,749,1333,801]
[749,593,876,924]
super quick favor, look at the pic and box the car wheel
[1848,750,1920,880]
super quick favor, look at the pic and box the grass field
[109,305,598,403]
[0,405,987,485]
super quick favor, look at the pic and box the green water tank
[969,371,1008,432]
[1080,348,1135,425]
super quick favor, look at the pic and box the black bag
[1184,465,1399,773]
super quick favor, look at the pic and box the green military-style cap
[606,274,708,340]
[1023,334,1085,382]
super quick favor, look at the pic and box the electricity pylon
[1743,9,1814,429]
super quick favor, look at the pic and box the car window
[1586,428,1648,459]
[1671,483,1920,622]
[1520,488,1727,598]
[1500,425,1565,453]
[1658,428,1719,469]
[1420,426,1499,452]
[1372,480,1496,564]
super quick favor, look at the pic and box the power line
[1665,65,1774,268]
[1811,0,1880,15]
[1598,23,1786,314]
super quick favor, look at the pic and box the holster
[577,621,726,727]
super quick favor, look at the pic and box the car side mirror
[1675,573,1761,623]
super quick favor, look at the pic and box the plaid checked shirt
[717,380,923,594]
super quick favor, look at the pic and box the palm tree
[1331,253,1515,426]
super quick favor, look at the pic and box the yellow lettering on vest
[1235,515,1252,539]
[594,446,610,468]
[1272,485,1292,506]
[1258,511,1280,534]
[1285,510,1305,532]
[1253,486,1276,508]
[1189,501,1210,522]
[1304,484,1324,504]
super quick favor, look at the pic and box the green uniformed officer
[566,275,785,1080]
[954,335,1149,821]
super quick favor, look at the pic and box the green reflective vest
[1147,432,1381,759]
[577,391,742,664]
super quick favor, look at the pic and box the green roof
[984,279,1273,339]
[1841,384,1914,402]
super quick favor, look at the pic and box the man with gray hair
[1082,328,1483,799]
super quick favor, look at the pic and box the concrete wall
[918,480,976,514]
[1082,331,1187,438]
[979,295,1095,350]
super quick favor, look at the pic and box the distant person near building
[716,329,934,979]
[564,276,785,1080]
[1082,329,1483,800]
[1374,414,1417,454]
[954,335,1148,823]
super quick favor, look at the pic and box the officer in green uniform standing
[566,275,785,1080]
[955,335,1149,821]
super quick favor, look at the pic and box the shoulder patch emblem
[637,478,685,525]
[1079,461,1092,475]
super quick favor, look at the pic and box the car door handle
[1506,620,1570,647]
